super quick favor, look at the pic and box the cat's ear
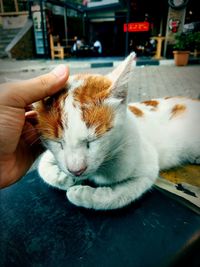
[106,52,135,104]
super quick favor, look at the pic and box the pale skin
[0,65,69,188]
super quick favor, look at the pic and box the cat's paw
[39,151,75,190]
[41,167,75,190]
[67,185,95,209]
[56,172,75,190]
[66,185,116,210]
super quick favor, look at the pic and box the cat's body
[35,54,200,210]
[129,97,200,169]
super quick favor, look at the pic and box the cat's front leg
[66,174,158,210]
[38,150,75,190]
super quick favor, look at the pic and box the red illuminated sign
[123,22,150,32]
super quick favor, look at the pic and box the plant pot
[173,51,190,66]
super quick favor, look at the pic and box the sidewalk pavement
[0,57,200,102]
[0,57,123,73]
[0,56,200,74]
[0,57,176,73]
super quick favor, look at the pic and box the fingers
[25,110,38,119]
[0,65,69,108]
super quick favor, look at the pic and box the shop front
[86,0,169,57]
[30,0,85,58]
[29,0,200,59]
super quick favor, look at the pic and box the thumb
[0,65,69,108]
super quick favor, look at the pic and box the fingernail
[51,64,67,78]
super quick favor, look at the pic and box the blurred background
[0,0,199,60]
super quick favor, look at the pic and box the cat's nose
[68,166,87,177]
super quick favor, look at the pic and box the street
[0,61,200,102]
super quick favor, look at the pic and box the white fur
[130,98,200,169]
[67,76,84,91]
[38,54,200,210]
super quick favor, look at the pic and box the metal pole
[82,13,85,37]
[39,0,47,58]
[125,0,130,56]
[64,6,68,45]
[14,0,19,12]
[163,6,170,58]
[159,17,163,35]
[0,0,4,13]
[28,0,33,19]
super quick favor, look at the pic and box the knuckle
[38,76,50,93]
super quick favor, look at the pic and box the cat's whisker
[29,136,42,146]
[22,128,40,134]
[102,140,133,164]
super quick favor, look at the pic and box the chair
[50,34,65,60]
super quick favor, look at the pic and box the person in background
[71,36,84,56]
[93,38,102,56]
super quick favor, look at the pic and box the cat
[34,53,200,210]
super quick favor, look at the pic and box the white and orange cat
[34,53,200,210]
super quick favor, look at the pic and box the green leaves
[173,32,200,51]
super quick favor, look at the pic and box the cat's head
[34,53,135,180]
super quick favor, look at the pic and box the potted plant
[173,32,190,66]
[187,31,200,57]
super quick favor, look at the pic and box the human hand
[0,65,69,188]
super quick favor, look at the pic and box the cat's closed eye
[86,141,90,149]
[85,138,97,149]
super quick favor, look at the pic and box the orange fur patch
[82,105,114,136]
[73,74,114,136]
[74,74,112,105]
[142,100,159,107]
[129,106,144,117]
[35,90,67,139]
[170,104,186,119]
